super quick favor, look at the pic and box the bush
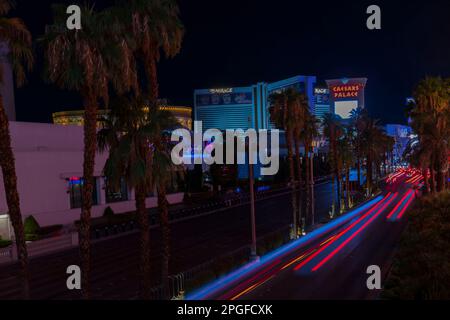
[0,236,12,248]
[383,191,450,299]
[103,206,115,219]
[24,215,40,236]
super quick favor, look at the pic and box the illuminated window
[68,177,99,209]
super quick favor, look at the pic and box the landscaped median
[383,191,450,299]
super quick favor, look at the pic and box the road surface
[188,169,422,300]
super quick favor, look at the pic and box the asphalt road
[191,171,420,300]
[0,181,333,299]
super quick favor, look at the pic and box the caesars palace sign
[330,84,364,99]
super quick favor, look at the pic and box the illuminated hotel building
[194,75,317,131]
[326,77,367,119]
[313,86,332,120]
[53,105,193,130]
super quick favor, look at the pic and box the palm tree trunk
[367,152,372,195]
[158,183,170,299]
[422,167,430,194]
[294,137,303,232]
[430,165,436,194]
[136,184,151,299]
[331,174,336,217]
[0,96,29,299]
[286,129,298,237]
[333,143,341,212]
[345,165,350,209]
[79,94,98,299]
[145,56,159,105]
[305,145,311,224]
[357,156,361,189]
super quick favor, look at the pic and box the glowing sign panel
[209,88,233,94]
[331,84,363,99]
[335,101,358,119]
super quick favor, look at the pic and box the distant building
[194,75,316,131]
[385,124,413,162]
[313,86,332,121]
[326,77,367,120]
[52,105,193,130]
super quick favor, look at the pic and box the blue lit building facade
[193,75,316,181]
[194,75,317,131]
[385,124,413,163]
[313,86,332,121]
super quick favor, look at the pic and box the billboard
[326,78,367,120]
[335,101,358,119]
[195,88,253,106]
[314,87,330,104]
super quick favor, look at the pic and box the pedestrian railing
[0,232,78,265]
[0,247,12,264]
[148,225,291,300]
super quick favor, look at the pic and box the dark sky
[12,0,450,124]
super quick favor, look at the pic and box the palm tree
[359,116,386,195]
[116,1,184,296]
[0,0,33,298]
[42,4,137,298]
[409,77,450,192]
[98,96,179,299]
[269,88,301,238]
[293,93,309,233]
[338,128,355,210]
[350,107,365,187]
[303,113,319,223]
[322,113,342,216]
[119,0,184,104]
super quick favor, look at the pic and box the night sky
[12,0,450,124]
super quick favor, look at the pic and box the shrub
[383,191,450,299]
[24,215,40,236]
[103,206,115,219]
[0,236,12,248]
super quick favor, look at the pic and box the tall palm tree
[116,0,184,297]
[0,0,33,298]
[293,93,309,232]
[350,107,365,187]
[42,4,137,298]
[118,0,184,104]
[359,116,386,195]
[98,96,179,299]
[338,128,354,210]
[269,88,301,238]
[409,77,450,192]
[303,113,319,223]
[322,113,342,215]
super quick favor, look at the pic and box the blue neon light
[186,195,384,300]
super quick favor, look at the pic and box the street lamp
[248,162,258,261]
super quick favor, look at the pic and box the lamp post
[248,162,258,261]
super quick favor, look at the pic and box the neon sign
[330,84,363,99]
[209,88,233,94]
[314,88,329,94]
